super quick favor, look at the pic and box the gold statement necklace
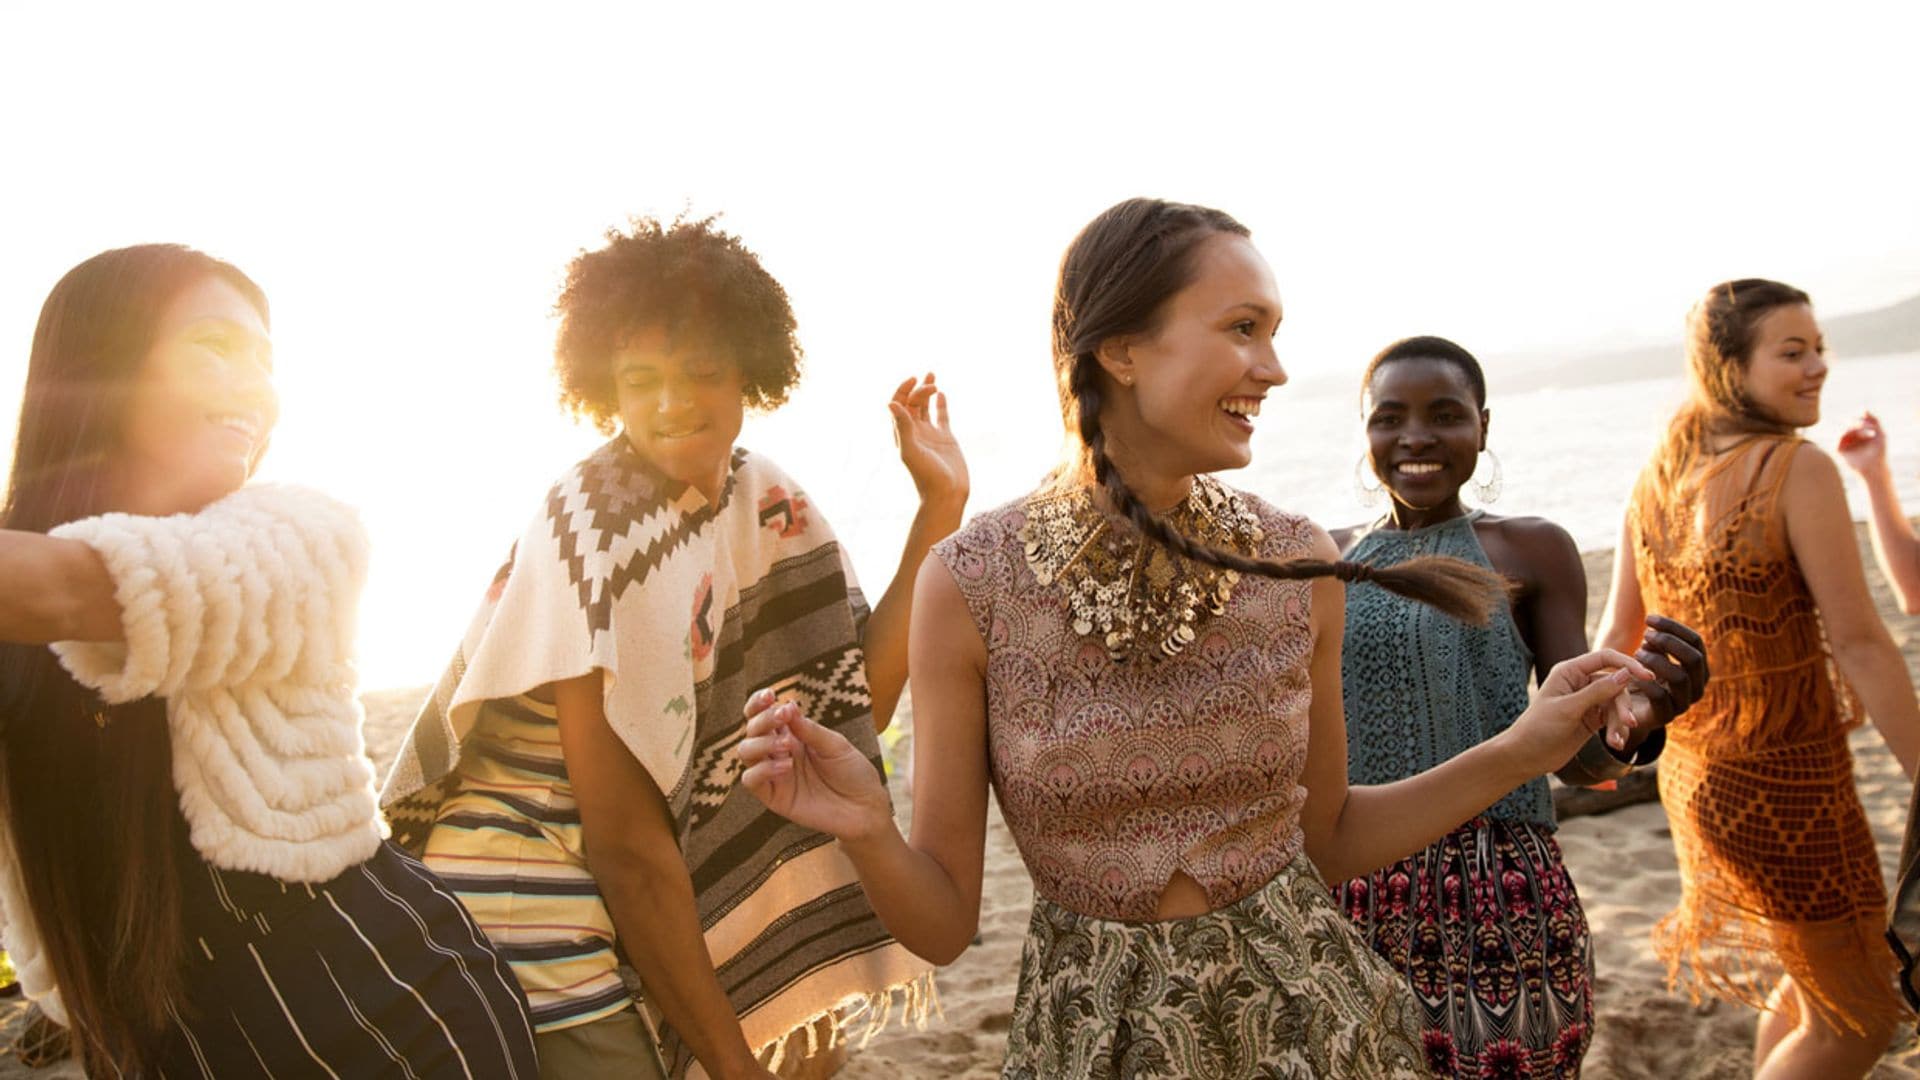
[1019,475,1265,662]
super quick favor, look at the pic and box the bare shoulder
[1474,513,1582,589]
[1478,513,1579,553]
[1782,439,1845,501]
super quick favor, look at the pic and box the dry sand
[4,527,1917,1077]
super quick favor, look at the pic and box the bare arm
[1593,513,1646,655]
[1298,525,1648,882]
[862,376,968,730]
[1782,444,1920,779]
[1858,468,1920,615]
[0,531,122,644]
[553,673,772,1080]
[1839,411,1920,614]
[740,558,989,965]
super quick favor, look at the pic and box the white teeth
[1397,462,1443,475]
[1221,398,1262,418]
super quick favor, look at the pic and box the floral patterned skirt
[1003,857,1428,1079]
[1332,816,1593,1079]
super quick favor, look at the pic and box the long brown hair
[1649,278,1810,500]
[1050,198,1505,624]
[1,244,269,1071]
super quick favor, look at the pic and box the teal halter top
[1340,511,1555,828]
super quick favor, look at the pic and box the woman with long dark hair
[1331,335,1706,1077]
[1597,279,1920,1078]
[0,244,536,1075]
[730,198,1661,1077]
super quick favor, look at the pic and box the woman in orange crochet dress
[1596,278,1920,1078]
[731,197,1660,1078]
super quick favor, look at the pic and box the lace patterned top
[1340,511,1553,828]
[933,483,1318,922]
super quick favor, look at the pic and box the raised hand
[889,374,969,508]
[1837,411,1888,475]
[1506,648,1656,772]
[736,689,895,842]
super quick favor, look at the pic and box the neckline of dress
[1367,507,1485,541]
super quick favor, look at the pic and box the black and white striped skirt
[156,839,537,1079]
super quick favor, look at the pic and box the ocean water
[342,350,1917,689]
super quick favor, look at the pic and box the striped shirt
[423,694,632,1033]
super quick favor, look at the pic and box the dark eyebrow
[1224,301,1278,319]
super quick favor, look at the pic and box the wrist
[1858,459,1897,487]
[840,800,902,855]
[915,488,968,523]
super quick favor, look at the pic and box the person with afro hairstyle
[383,216,964,1079]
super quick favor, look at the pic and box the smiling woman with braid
[733,197,1658,1078]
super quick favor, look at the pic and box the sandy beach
[3,526,1917,1078]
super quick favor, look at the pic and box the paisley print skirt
[1003,857,1428,1079]
[1332,817,1593,1079]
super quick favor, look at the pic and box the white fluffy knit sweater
[0,484,387,1022]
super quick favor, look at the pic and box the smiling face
[115,274,277,515]
[1109,233,1286,478]
[612,323,747,501]
[1737,303,1827,428]
[1364,356,1488,514]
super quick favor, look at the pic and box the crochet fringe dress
[1629,436,1908,1033]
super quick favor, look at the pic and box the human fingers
[1544,649,1654,693]
[1557,668,1637,728]
[740,756,794,800]
[1643,615,1709,697]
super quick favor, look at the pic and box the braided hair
[1051,199,1507,624]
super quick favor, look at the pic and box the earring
[1470,448,1503,504]
[1353,455,1385,508]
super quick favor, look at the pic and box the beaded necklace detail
[1018,476,1265,662]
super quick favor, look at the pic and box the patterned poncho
[381,439,931,1075]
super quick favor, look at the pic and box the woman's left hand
[1506,648,1657,773]
[1625,614,1710,733]
[889,374,968,508]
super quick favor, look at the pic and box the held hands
[1618,614,1711,750]
[1506,649,1657,773]
[736,689,894,843]
[890,374,969,510]
[1837,411,1889,476]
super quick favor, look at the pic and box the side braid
[1071,362,1507,626]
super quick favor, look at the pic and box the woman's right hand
[737,689,895,843]
[1504,648,1655,773]
[1837,411,1889,475]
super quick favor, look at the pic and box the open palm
[890,374,968,505]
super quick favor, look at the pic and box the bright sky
[4,2,1918,686]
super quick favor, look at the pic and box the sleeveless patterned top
[1340,512,1553,828]
[933,484,1318,922]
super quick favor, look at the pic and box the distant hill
[1489,291,1920,395]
